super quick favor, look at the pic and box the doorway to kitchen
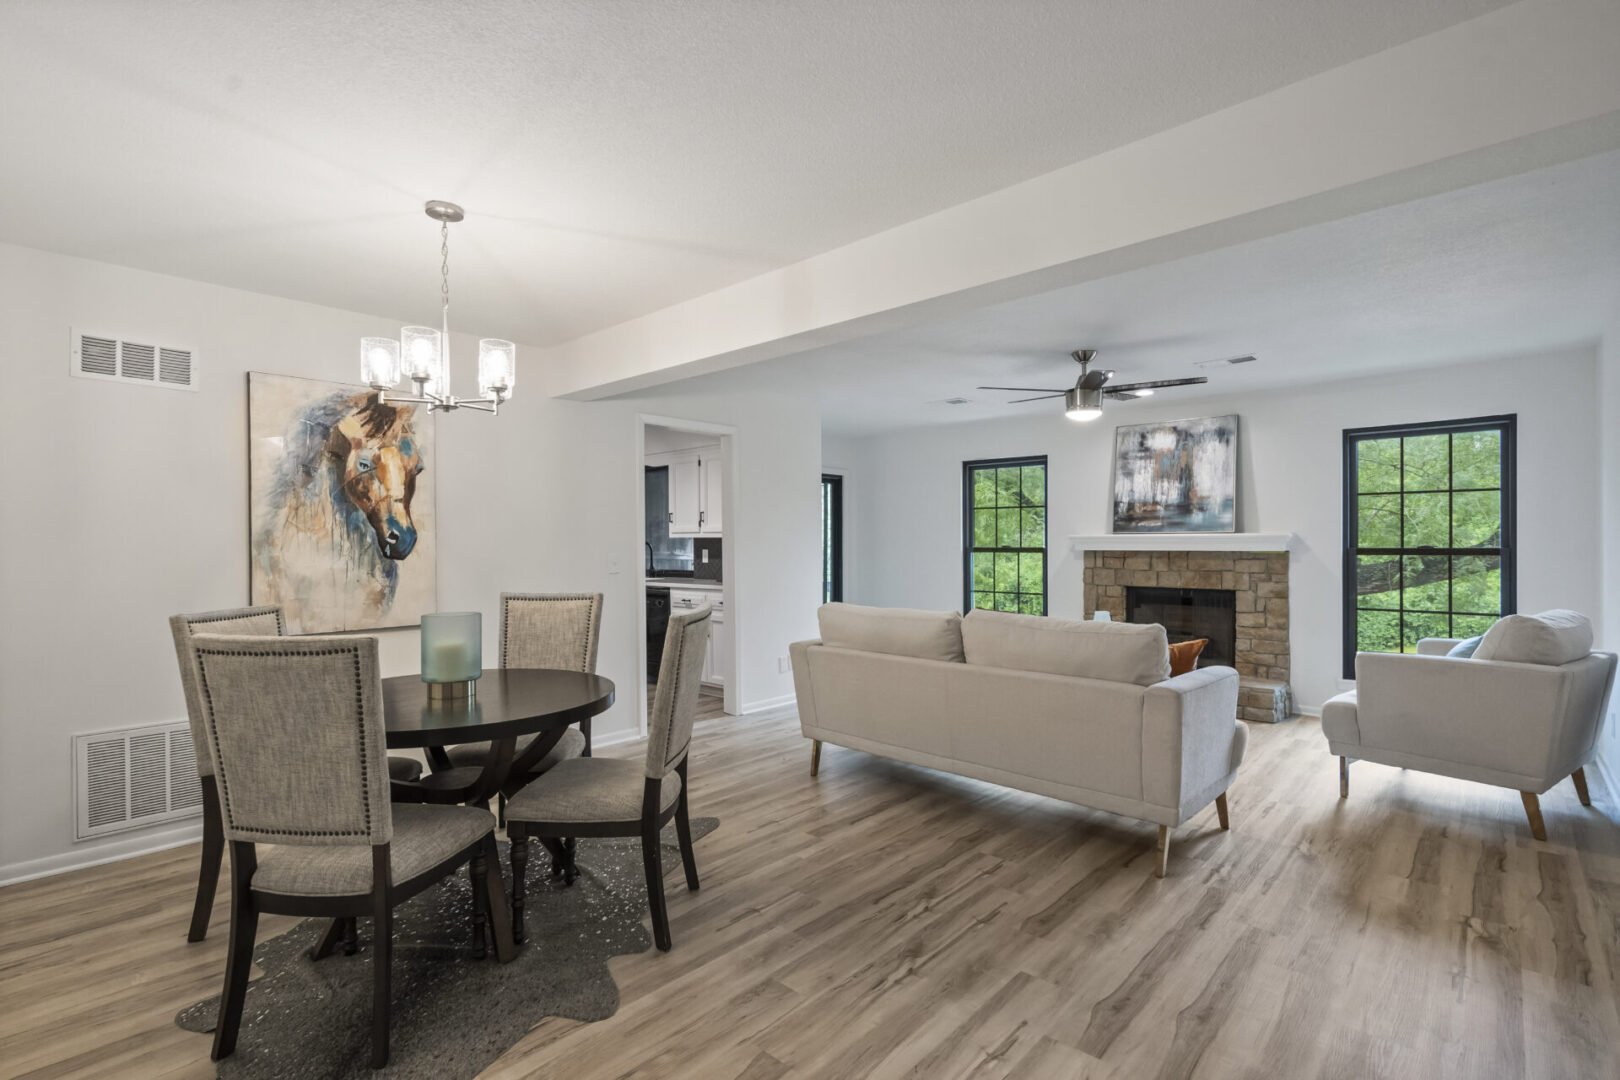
[638,417,738,734]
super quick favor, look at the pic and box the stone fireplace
[1081,544,1294,723]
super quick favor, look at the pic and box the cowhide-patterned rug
[177,819,718,1079]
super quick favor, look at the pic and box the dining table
[383,667,616,807]
[314,667,617,965]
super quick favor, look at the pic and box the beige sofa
[790,604,1245,876]
[1323,610,1616,840]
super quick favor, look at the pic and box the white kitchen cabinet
[653,448,723,537]
[704,610,728,688]
[667,456,702,534]
[670,588,726,687]
[700,455,723,534]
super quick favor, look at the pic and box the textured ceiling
[651,152,1620,435]
[0,0,1510,345]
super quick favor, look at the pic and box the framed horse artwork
[248,372,437,634]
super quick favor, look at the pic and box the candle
[421,611,482,683]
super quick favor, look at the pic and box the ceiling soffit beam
[543,0,1620,401]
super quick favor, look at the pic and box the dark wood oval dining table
[382,668,616,806]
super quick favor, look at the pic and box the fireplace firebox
[1125,586,1236,668]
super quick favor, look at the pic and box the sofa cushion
[817,603,964,663]
[1472,610,1592,665]
[961,609,1170,686]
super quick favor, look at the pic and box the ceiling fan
[978,349,1208,422]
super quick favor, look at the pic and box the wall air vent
[73,721,203,840]
[71,328,197,391]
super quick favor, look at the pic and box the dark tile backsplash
[694,538,723,581]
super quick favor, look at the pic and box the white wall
[0,242,820,881]
[839,348,1603,713]
[1596,306,1620,793]
[644,426,721,454]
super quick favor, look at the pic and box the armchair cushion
[1445,635,1484,659]
[1473,609,1592,665]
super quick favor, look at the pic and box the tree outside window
[1343,416,1516,677]
[964,457,1047,615]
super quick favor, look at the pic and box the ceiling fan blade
[1104,376,1209,393]
[1006,393,1067,403]
[1105,390,1144,400]
[1078,368,1115,390]
[977,385,1067,393]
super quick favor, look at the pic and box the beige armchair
[1322,614,1616,839]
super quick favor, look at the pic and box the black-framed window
[821,474,843,603]
[964,456,1047,614]
[1342,415,1516,678]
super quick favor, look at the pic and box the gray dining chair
[442,592,602,787]
[505,606,709,951]
[190,633,509,1069]
[170,605,424,942]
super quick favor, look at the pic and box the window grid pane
[965,458,1047,615]
[1345,418,1513,674]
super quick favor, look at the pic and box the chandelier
[360,200,514,414]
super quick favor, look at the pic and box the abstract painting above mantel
[1111,414,1237,533]
[249,372,436,634]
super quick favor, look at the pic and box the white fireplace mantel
[1069,532,1298,554]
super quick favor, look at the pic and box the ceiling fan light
[1065,386,1103,421]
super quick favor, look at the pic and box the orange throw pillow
[1168,638,1208,677]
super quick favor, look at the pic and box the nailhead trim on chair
[195,643,375,840]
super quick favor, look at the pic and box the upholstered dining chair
[442,591,603,782]
[189,633,510,1069]
[169,605,424,943]
[505,606,709,951]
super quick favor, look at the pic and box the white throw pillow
[960,609,1170,686]
[817,603,965,663]
[1472,609,1592,665]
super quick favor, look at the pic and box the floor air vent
[73,722,203,840]
[71,329,197,391]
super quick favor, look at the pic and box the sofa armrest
[1353,651,1575,780]
[789,639,823,734]
[1415,638,1461,657]
[1142,666,1243,818]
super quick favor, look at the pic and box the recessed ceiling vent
[73,721,203,840]
[1195,354,1257,369]
[71,328,197,391]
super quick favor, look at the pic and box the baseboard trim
[0,820,204,887]
[740,693,796,714]
[592,727,645,750]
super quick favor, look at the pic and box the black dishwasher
[646,587,671,679]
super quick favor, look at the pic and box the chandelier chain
[440,221,450,312]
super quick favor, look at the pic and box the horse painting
[249,373,436,634]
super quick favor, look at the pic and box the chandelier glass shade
[362,201,513,414]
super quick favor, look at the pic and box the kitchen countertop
[646,578,723,590]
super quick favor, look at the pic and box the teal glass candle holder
[421,612,481,700]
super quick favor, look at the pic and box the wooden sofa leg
[1571,767,1592,807]
[1155,826,1170,879]
[1520,791,1548,841]
[1215,792,1230,831]
[1339,757,1349,799]
[810,740,821,778]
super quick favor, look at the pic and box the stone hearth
[1082,549,1294,723]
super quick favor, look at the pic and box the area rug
[177,818,718,1079]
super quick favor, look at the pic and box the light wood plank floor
[3,709,1618,1079]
